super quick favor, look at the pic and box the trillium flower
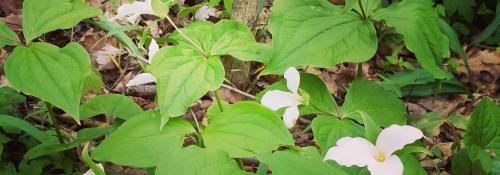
[126,39,159,87]
[324,125,424,175]
[194,5,216,21]
[83,163,104,175]
[113,0,156,23]
[261,67,306,129]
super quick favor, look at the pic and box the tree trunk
[221,0,259,92]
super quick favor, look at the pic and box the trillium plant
[0,0,498,174]
[261,67,309,128]
[324,125,424,175]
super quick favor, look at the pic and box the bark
[221,0,259,92]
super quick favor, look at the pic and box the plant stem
[213,90,224,112]
[164,15,208,57]
[45,102,65,144]
[358,0,367,19]
[356,63,363,78]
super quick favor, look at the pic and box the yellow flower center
[375,150,387,162]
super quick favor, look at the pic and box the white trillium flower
[113,0,156,24]
[261,67,305,129]
[126,39,159,87]
[95,44,122,66]
[83,163,104,175]
[324,125,424,175]
[194,5,216,21]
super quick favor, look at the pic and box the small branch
[213,90,225,112]
[44,102,65,144]
[164,15,208,57]
[221,84,257,100]
[190,109,203,133]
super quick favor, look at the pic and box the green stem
[164,15,208,57]
[356,63,363,78]
[45,102,65,144]
[358,0,367,19]
[214,90,224,112]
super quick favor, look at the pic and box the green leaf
[379,69,465,97]
[156,146,252,175]
[257,147,348,175]
[311,116,364,154]
[0,115,55,142]
[412,112,445,137]
[92,111,194,168]
[5,42,91,122]
[0,86,25,108]
[443,0,476,21]
[345,0,382,17]
[400,154,428,175]
[83,143,106,175]
[373,0,450,79]
[83,67,104,94]
[256,73,338,116]
[343,79,406,127]
[451,149,473,175]
[171,20,270,63]
[22,0,102,43]
[202,102,294,158]
[264,0,377,75]
[472,3,500,45]
[177,5,203,18]
[0,22,20,47]
[463,98,500,154]
[438,19,466,60]
[24,127,112,160]
[79,94,143,120]
[151,46,224,127]
[359,111,381,143]
[448,114,469,130]
[152,0,170,18]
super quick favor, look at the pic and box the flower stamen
[375,150,387,162]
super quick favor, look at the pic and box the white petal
[261,90,301,110]
[284,67,300,94]
[148,39,160,63]
[83,163,104,175]
[324,137,376,167]
[367,155,403,175]
[283,106,299,129]
[126,73,157,87]
[194,5,216,20]
[115,0,156,23]
[376,125,424,155]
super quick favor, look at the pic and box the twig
[221,84,257,100]
[190,109,202,133]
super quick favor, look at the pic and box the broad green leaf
[0,115,55,142]
[493,160,500,174]
[24,127,112,160]
[177,5,203,18]
[467,144,496,173]
[256,73,338,116]
[202,102,294,158]
[22,0,102,42]
[257,147,348,175]
[400,154,428,175]
[447,114,469,130]
[0,162,17,175]
[152,0,170,18]
[5,42,91,121]
[156,146,252,175]
[79,94,143,120]
[443,0,476,21]
[345,0,382,17]
[311,116,364,154]
[438,19,467,60]
[0,22,20,47]
[151,46,224,127]
[264,0,377,75]
[359,111,381,143]
[343,79,406,127]
[171,20,270,63]
[0,86,26,108]
[412,112,445,137]
[379,69,465,97]
[83,67,104,94]
[463,98,500,155]
[373,0,450,79]
[92,111,194,168]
